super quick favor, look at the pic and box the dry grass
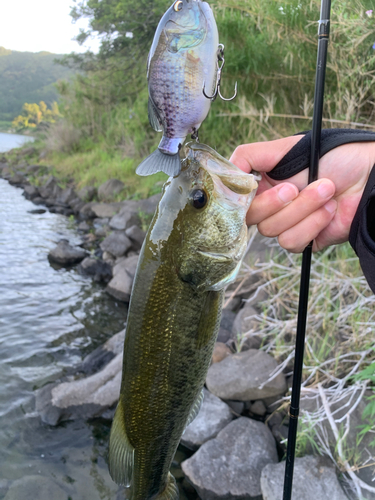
[228,230,375,498]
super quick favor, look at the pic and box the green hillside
[0,47,75,122]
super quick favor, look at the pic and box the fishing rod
[282,1,331,499]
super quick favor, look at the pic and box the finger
[277,200,338,253]
[246,183,299,226]
[230,135,303,174]
[257,179,335,237]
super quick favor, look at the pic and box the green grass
[40,144,167,199]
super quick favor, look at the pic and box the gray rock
[212,342,232,364]
[17,145,36,157]
[39,175,60,199]
[78,186,97,202]
[181,388,233,450]
[23,185,40,200]
[77,257,112,282]
[1,166,12,179]
[4,475,67,500]
[90,202,123,218]
[225,400,245,415]
[100,231,132,258]
[98,179,125,201]
[48,239,88,266]
[260,456,348,500]
[79,329,125,375]
[56,187,77,206]
[78,221,90,231]
[125,225,146,249]
[206,349,287,401]
[232,302,261,350]
[106,255,139,302]
[9,173,27,186]
[109,207,141,231]
[137,193,162,214]
[217,309,236,343]
[250,400,267,417]
[36,353,122,425]
[26,164,42,174]
[181,417,278,500]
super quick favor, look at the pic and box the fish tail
[108,400,134,486]
[136,149,181,177]
[153,473,179,500]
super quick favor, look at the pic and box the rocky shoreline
[0,147,361,500]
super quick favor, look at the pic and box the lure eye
[191,189,208,209]
[174,1,183,11]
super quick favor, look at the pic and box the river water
[0,136,128,499]
[0,132,34,153]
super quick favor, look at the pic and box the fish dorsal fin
[148,97,163,132]
[108,400,134,486]
[184,389,204,430]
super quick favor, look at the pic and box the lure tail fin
[136,149,181,177]
[154,473,179,500]
[108,400,134,486]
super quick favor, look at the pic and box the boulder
[78,329,125,375]
[206,349,287,401]
[125,225,146,250]
[217,309,236,344]
[56,187,77,206]
[23,185,40,200]
[77,257,112,282]
[39,175,60,199]
[232,302,261,350]
[90,202,123,219]
[9,173,27,186]
[35,353,122,426]
[260,456,348,500]
[98,179,125,201]
[109,206,141,231]
[181,417,278,500]
[4,476,67,500]
[212,342,232,364]
[48,239,88,266]
[78,186,97,202]
[181,388,233,450]
[106,255,139,302]
[1,166,12,179]
[137,193,162,214]
[100,231,132,258]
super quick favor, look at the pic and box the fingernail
[317,181,334,199]
[324,200,337,214]
[278,184,298,203]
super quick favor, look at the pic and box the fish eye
[174,1,183,11]
[191,189,208,209]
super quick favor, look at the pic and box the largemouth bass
[109,143,259,500]
[136,0,219,178]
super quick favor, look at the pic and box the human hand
[230,135,375,252]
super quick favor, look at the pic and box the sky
[0,0,100,54]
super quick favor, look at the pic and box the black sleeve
[269,129,375,293]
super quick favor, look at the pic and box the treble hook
[202,44,238,102]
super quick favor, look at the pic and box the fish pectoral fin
[108,400,134,486]
[154,473,179,500]
[184,389,204,431]
[148,97,163,132]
